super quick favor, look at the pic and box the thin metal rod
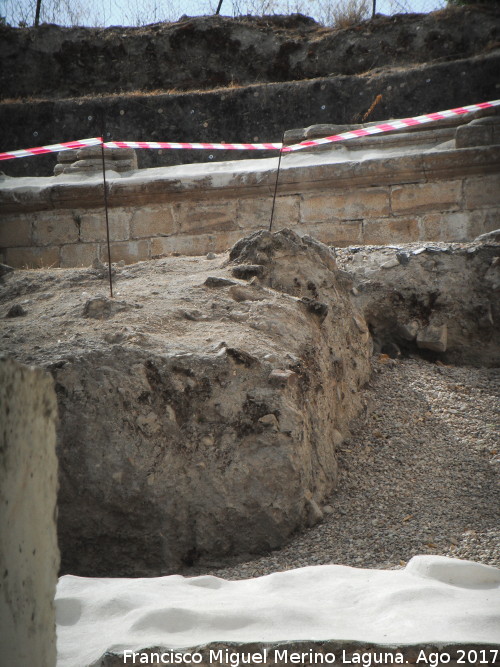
[269,134,285,232]
[215,0,224,14]
[100,111,113,298]
[34,0,42,26]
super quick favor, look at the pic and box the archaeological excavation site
[0,4,499,667]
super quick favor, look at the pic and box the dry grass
[329,0,371,29]
[0,80,261,106]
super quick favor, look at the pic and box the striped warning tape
[0,99,498,161]
[104,140,283,151]
[0,137,103,161]
[282,99,500,152]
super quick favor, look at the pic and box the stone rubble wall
[0,359,59,667]
[335,234,500,367]
[0,115,499,268]
[51,230,371,576]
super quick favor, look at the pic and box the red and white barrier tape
[0,137,102,161]
[104,140,283,151]
[0,99,498,161]
[283,99,500,152]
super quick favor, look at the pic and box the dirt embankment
[1,7,499,100]
[1,6,499,177]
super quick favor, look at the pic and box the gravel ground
[187,354,500,579]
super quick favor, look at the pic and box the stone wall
[0,359,59,667]
[1,114,499,268]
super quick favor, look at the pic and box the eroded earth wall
[1,8,499,177]
[1,231,371,576]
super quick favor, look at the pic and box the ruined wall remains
[0,359,59,667]
[1,113,499,268]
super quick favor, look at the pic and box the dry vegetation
[4,0,445,30]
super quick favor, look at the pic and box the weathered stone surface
[0,359,59,667]
[60,242,99,268]
[335,235,500,366]
[130,206,177,239]
[363,216,419,245]
[0,216,32,247]
[464,173,500,209]
[417,323,448,353]
[33,214,79,246]
[54,147,139,176]
[178,201,238,234]
[4,245,59,268]
[301,189,390,223]
[455,115,500,148]
[82,295,130,319]
[390,181,462,214]
[6,303,26,317]
[108,239,150,264]
[237,196,299,230]
[150,231,244,257]
[3,229,369,576]
[80,209,130,243]
[299,221,364,247]
[420,211,470,242]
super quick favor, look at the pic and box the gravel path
[188,355,500,579]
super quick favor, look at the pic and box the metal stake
[100,110,113,298]
[269,133,285,232]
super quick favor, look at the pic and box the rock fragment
[231,264,265,280]
[82,295,128,319]
[0,263,14,279]
[204,276,236,288]
[6,304,26,317]
[417,323,448,353]
[268,368,298,387]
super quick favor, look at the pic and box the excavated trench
[1,228,498,577]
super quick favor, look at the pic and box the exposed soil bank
[1,6,499,177]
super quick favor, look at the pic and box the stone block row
[2,205,498,269]
[1,170,499,267]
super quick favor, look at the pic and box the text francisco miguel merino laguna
[122,648,438,666]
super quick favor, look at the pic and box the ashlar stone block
[237,196,300,230]
[60,243,100,268]
[178,200,238,234]
[130,205,177,239]
[151,230,244,257]
[363,216,419,245]
[4,245,60,269]
[33,213,79,247]
[80,209,130,243]
[391,180,462,215]
[464,174,500,209]
[0,216,32,248]
[301,188,389,223]
[107,240,150,264]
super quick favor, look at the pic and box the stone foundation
[1,113,499,268]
